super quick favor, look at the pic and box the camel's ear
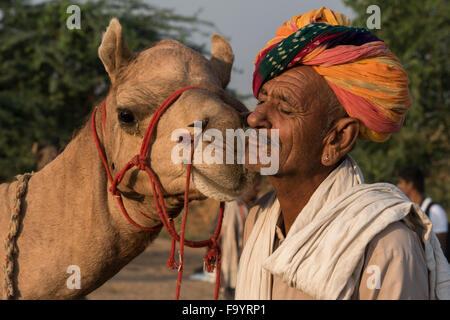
[98,18,134,83]
[209,34,234,89]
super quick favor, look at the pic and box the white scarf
[235,156,450,300]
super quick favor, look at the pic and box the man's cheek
[243,130,281,176]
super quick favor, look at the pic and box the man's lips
[244,128,279,150]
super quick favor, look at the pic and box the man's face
[245,66,335,178]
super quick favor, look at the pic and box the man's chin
[244,163,281,177]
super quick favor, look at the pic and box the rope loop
[131,155,148,171]
[204,238,220,273]
[3,172,33,300]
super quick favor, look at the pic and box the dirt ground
[86,237,221,300]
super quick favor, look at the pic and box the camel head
[97,18,256,206]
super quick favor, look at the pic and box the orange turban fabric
[253,7,412,142]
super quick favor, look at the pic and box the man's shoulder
[365,220,425,262]
[359,221,429,299]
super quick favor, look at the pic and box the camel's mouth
[191,167,253,202]
[171,190,207,203]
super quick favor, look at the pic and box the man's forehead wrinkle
[271,86,300,105]
[278,69,315,89]
[258,67,339,115]
[264,78,311,106]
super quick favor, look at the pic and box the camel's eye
[118,109,135,124]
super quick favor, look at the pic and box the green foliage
[344,0,449,211]
[0,0,212,181]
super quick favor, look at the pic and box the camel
[0,18,255,299]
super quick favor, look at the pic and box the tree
[0,0,213,181]
[344,0,450,211]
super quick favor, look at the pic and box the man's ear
[321,117,360,166]
[98,18,135,84]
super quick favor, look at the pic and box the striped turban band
[253,7,412,142]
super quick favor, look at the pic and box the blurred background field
[86,236,218,300]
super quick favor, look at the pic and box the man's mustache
[241,110,280,147]
[243,127,280,149]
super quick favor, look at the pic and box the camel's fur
[0,18,255,299]
[31,143,58,171]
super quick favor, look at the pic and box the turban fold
[253,7,412,142]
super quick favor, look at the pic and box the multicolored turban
[253,7,412,142]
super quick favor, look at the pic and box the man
[236,7,450,300]
[397,167,448,258]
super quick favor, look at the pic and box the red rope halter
[91,86,225,300]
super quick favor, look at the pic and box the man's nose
[240,112,252,127]
[245,105,271,129]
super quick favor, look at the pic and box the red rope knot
[166,219,179,270]
[166,237,179,270]
[131,155,148,171]
[108,184,119,196]
[203,238,221,273]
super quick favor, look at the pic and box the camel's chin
[191,167,254,202]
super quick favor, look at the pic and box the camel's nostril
[202,118,209,130]
[187,119,209,131]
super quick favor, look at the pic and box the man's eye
[256,100,264,105]
[281,109,292,115]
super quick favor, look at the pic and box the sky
[146,0,355,106]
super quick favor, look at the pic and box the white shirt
[421,197,448,234]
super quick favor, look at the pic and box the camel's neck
[1,111,181,299]
[32,111,163,235]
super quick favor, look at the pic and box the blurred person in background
[190,176,262,300]
[397,167,448,260]
[219,175,262,299]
